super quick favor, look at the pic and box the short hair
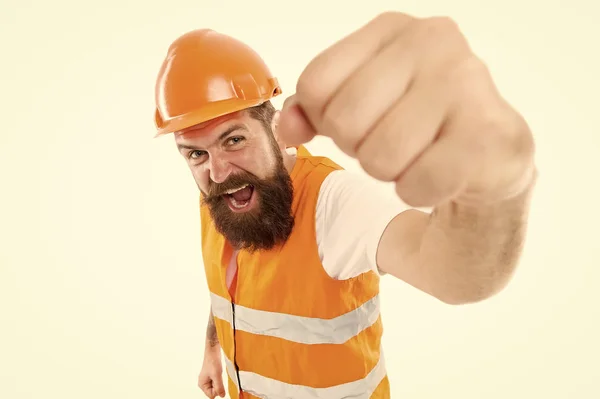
[247,101,276,132]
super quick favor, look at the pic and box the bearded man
[153,13,537,399]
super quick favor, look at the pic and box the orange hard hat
[154,29,282,136]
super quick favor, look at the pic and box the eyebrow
[177,124,248,152]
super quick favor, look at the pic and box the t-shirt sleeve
[315,169,411,280]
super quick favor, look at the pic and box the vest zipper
[231,301,243,394]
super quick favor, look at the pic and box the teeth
[230,197,250,208]
[224,184,248,195]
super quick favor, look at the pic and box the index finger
[200,382,216,399]
[294,11,416,131]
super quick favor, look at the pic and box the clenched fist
[279,12,536,207]
[197,351,225,399]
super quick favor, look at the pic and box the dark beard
[201,162,295,253]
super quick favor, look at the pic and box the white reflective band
[210,292,380,345]
[224,350,386,399]
[225,356,239,390]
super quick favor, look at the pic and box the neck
[281,149,297,175]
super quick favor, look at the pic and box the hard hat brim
[154,97,269,137]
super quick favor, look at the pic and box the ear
[270,110,286,150]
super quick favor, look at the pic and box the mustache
[203,172,261,199]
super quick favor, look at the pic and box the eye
[226,136,245,146]
[189,150,207,160]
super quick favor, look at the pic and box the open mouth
[222,184,256,212]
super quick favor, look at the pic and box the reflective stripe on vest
[210,292,381,344]
[224,346,387,399]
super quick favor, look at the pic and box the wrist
[204,343,221,361]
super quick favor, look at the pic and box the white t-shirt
[225,160,410,287]
[315,169,409,280]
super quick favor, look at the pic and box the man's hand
[198,311,225,398]
[278,12,536,208]
[197,346,225,399]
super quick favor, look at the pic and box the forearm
[206,310,220,350]
[419,171,537,304]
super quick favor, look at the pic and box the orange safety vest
[200,147,390,399]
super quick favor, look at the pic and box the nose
[207,155,232,184]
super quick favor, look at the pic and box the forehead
[174,110,256,146]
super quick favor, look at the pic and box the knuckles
[444,55,490,93]
[294,11,535,197]
[372,12,465,48]
[419,16,462,38]
[372,10,413,26]
[294,12,470,118]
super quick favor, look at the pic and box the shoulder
[316,168,406,217]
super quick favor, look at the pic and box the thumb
[213,374,226,397]
[278,94,316,147]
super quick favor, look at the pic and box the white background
[1,0,598,398]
